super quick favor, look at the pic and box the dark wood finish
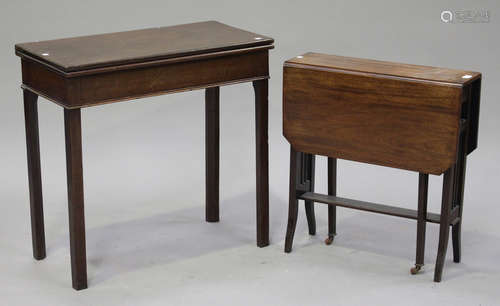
[415,173,429,270]
[451,80,476,263]
[299,192,459,225]
[287,53,480,85]
[205,87,220,222]
[283,53,481,175]
[327,158,337,242]
[452,137,467,263]
[15,21,273,73]
[304,154,316,235]
[18,22,273,289]
[64,108,87,290]
[23,90,46,260]
[21,50,269,109]
[22,59,69,104]
[452,158,466,263]
[285,147,299,253]
[466,79,481,154]
[434,167,455,282]
[253,79,270,247]
[283,53,481,283]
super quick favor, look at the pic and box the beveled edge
[14,21,275,74]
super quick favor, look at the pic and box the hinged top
[286,53,480,86]
[15,21,274,73]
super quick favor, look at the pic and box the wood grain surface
[15,21,274,73]
[283,53,480,174]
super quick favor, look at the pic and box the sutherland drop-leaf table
[282,53,481,282]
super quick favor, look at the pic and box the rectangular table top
[286,53,480,86]
[15,21,273,73]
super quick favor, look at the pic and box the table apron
[21,50,269,108]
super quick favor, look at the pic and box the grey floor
[2,0,500,305]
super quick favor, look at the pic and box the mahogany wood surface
[287,52,480,85]
[283,53,481,175]
[20,49,270,109]
[15,21,273,73]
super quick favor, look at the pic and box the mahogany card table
[15,21,273,290]
[282,53,481,282]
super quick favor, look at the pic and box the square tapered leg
[23,90,46,260]
[64,108,87,290]
[205,87,220,222]
[253,79,269,247]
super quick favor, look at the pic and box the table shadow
[309,211,500,280]
[48,191,285,286]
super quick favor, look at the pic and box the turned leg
[205,87,220,222]
[23,90,46,260]
[411,173,428,274]
[64,108,87,290]
[304,154,316,235]
[434,167,455,282]
[284,147,299,253]
[253,79,269,247]
[325,157,337,245]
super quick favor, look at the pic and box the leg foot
[410,264,424,275]
[325,235,335,245]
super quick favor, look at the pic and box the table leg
[452,158,466,263]
[325,157,337,245]
[64,108,87,290]
[253,79,269,247]
[452,127,468,263]
[434,166,455,282]
[304,154,316,235]
[205,87,220,222]
[23,90,46,260]
[411,173,428,274]
[285,147,299,253]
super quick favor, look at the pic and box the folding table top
[15,21,274,73]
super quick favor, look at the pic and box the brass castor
[410,264,423,275]
[325,235,335,245]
